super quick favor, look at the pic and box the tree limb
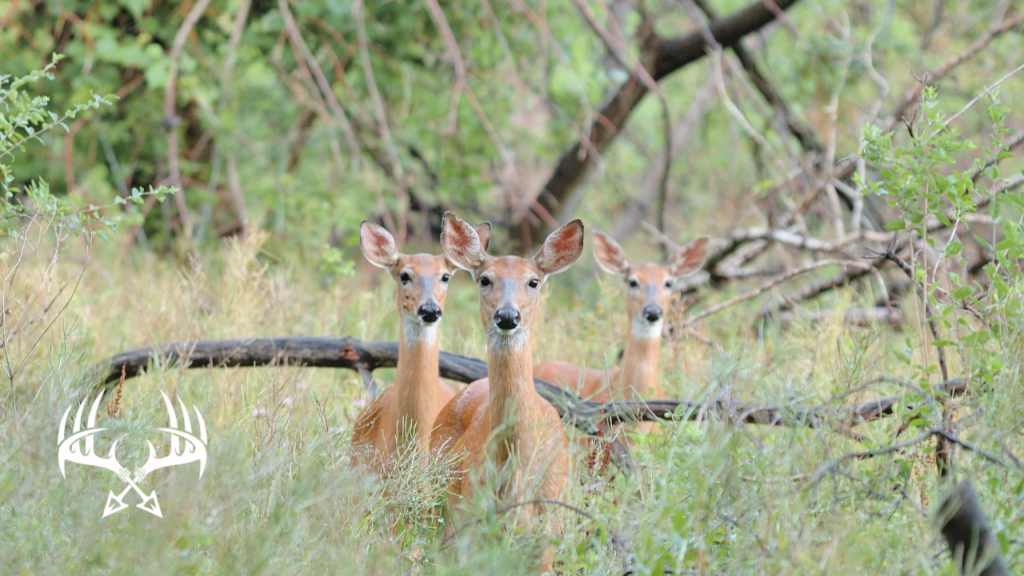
[89,337,971,433]
[514,0,804,251]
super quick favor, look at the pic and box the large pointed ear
[473,222,491,252]
[592,231,630,276]
[441,212,486,272]
[667,236,709,277]
[359,220,399,269]
[534,219,585,276]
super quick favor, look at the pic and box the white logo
[57,390,208,518]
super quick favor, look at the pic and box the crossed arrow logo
[57,390,208,518]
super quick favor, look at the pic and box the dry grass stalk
[106,363,125,419]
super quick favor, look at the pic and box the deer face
[441,212,584,346]
[593,231,708,340]
[361,220,490,345]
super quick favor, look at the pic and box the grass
[0,228,1022,575]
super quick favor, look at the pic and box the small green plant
[0,55,173,391]
[858,87,1022,387]
[320,244,356,280]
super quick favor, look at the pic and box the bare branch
[164,0,214,240]
[682,259,871,327]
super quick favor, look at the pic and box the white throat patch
[631,317,663,341]
[403,315,439,347]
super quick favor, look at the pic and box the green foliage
[0,54,172,241]
[319,243,356,280]
[859,88,1024,388]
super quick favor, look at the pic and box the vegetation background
[1,0,1023,573]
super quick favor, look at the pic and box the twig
[278,0,362,170]
[810,429,935,486]
[164,0,213,240]
[682,259,870,327]
[882,246,952,478]
[612,79,717,242]
[690,0,821,153]
[882,248,947,382]
[441,497,597,548]
[571,0,673,255]
[354,0,409,245]
[935,61,1024,138]
[422,0,467,135]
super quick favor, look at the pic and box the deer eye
[441,273,451,283]
[479,277,491,287]
[628,279,639,288]
[399,272,411,284]
[664,280,673,289]
[528,278,539,288]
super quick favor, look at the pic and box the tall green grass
[0,229,1021,575]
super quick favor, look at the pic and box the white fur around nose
[632,317,663,341]
[403,315,438,347]
[488,326,530,351]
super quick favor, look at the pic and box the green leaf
[951,285,974,299]
[885,218,906,231]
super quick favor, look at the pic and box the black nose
[494,308,521,330]
[643,305,663,322]
[418,304,442,323]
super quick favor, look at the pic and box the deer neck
[485,328,539,469]
[393,315,442,451]
[615,318,662,400]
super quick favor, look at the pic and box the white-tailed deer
[431,212,583,574]
[534,231,708,409]
[351,220,490,472]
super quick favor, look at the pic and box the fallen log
[92,337,971,430]
[89,336,632,471]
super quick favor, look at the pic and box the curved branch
[91,337,971,431]
[515,0,804,251]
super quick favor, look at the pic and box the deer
[534,231,707,434]
[350,219,490,472]
[430,212,584,574]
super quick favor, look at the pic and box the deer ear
[592,231,630,276]
[667,236,709,277]
[473,222,492,252]
[441,212,486,272]
[535,219,585,276]
[359,220,399,269]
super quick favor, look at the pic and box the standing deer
[431,212,583,574]
[534,231,707,411]
[351,220,489,471]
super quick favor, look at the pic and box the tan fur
[351,221,489,472]
[431,213,583,574]
[534,232,708,406]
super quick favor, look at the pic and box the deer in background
[431,212,584,574]
[351,220,490,472]
[534,231,708,416]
